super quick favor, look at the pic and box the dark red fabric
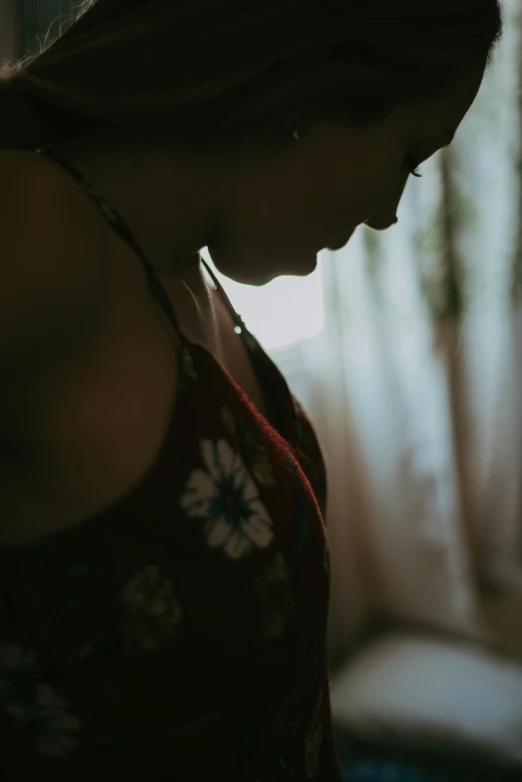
[0,146,342,781]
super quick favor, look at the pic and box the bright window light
[200,249,325,350]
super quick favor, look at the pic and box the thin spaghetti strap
[37,144,188,346]
[199,258,250,339]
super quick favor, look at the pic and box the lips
[325,228,356,250]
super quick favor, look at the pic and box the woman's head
[0,0,503,154]
[0,0,503,284]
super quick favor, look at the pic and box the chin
[208,243,318,286]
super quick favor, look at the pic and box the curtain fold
[262,0,522,659]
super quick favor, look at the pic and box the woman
[0,0,503,780]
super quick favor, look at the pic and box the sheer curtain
[205,0,522,661]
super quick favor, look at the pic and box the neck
[50,132,227,279]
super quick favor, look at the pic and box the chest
[161,265,272,423]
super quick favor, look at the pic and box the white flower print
[0,641,80,757]
[180,438,274,559]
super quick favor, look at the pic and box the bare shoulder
[0,146,108,269]
[0,147,108,250]
[0,148,109,377]
[0,147,112,446]
[0,149,113,544]
[0,149,181,546]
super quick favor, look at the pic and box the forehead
[405,68,485,131]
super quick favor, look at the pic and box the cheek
[328,157,404,228]
[225,171,323,251]
[322,178,383,231]
[232,171,304,229]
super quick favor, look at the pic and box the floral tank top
[0,144,342,781]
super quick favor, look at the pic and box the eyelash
[403,157,423,178]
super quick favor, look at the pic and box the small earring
[292,128,300,141]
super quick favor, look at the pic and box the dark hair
[0,0,504,157]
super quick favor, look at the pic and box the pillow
[330,633,522,767]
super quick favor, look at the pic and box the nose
[365,216,399,231]
[365,173,409,231]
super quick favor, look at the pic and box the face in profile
[209,67,485,286]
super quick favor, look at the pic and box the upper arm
[0,152,109,522]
